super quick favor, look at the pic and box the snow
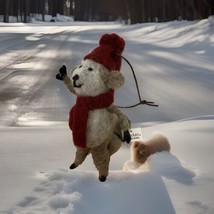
[0,17,214,214]
[8,170,174,214]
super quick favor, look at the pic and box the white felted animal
[56,33,131,182]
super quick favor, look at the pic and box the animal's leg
[108,134,122,156]
[91,142,110,182]
[70,147,90,169]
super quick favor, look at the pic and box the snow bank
[0,14,74,23]
[124,152,196,185]
[9,170,175,214]
[1,118,214,214]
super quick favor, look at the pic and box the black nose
[72,74,79,81]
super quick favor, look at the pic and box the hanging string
[115,54,159,109]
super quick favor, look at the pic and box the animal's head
[70,59,124,96]
[131,141,150,164]
[70,33,125,96]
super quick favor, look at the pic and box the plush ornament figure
[131,134,170,164]
[56,33,131,182]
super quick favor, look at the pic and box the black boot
[99,176,107,182]
[69,163,77,170]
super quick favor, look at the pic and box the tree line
[0,0,69,22]
[0,0,214,24]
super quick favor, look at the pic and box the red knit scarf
[69,90,114,148]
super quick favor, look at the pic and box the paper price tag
[129,128,143,140]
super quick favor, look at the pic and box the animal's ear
[101,70,125,89]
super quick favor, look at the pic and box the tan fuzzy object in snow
[56,33,131,182]
[131,134,170,164]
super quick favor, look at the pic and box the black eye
[78,65,82,68]
[88,67,93,71]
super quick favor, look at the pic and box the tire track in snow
[0,26,83,126]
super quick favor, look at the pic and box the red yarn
[84,33,125,71]
[69,90,114,148]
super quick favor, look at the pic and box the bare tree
[1,0,213,23]
[3,0,10,22]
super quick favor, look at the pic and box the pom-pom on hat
[84,33,125,71]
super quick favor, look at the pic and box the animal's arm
[107,105,131,130]
[63,76,76,95]
[56,65,76,95]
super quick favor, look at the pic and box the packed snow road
[0,20,214,127]
[0,24,82,126]
[0,23,134,126]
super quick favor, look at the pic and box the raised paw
[56,65,67,81]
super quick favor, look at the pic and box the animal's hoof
[69,163,77,170]
[99,176,107,182]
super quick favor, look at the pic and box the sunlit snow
[0,17,214,214]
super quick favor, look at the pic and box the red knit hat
[84,33,125,71]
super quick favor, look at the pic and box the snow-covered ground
[0,17,214,214]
